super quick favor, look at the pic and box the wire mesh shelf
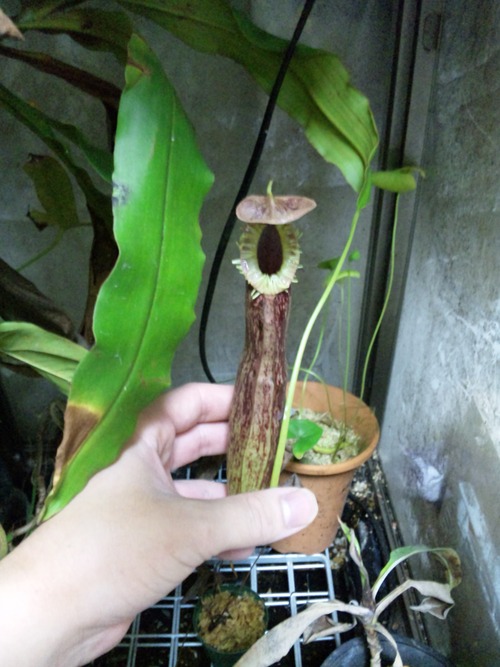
[118,548,339,667]
[90,458,412,667]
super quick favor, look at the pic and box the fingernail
[281,489,318,529]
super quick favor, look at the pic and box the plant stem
[365,625,383,667]
[359,194,400,401]
[345,275,353,392]
[270,202,363,486]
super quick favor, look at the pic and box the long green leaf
[0,322,86,394]
[0,79,113,183]
[16,7,132,63]
[0,523,7,560]
[41,33,213,521]
[43,117,113,183]
[118,0,379,192]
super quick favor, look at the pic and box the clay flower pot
[272,382,379,554]
[193,584,268,667]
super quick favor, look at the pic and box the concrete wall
[379,1,500,664]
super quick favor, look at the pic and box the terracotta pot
[271,382,379,554]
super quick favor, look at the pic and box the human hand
[0,383,317,667]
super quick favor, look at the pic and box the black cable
[198,0,317,382]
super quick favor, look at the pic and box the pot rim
[285,383,380,476]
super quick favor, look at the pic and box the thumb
[197,487,318,559]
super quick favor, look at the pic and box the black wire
[198,0,317,383]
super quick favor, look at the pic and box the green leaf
[289,418,323,459]
[0,322,86,394]
[340,521,371,593]
[118,0,379,192]
[41,34,214,520]
[372,545,462,600]
[23,155,80,230]
[371,166,423,193]
[318,256,360,285]
[0,76,113,182]
[0,82,112,228]
[15,1,85,22]
[17,7,132,63]
[46,118,113,182]
[318,256,342,272]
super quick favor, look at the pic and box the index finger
[161,382,234,433]
[132,383,233,467]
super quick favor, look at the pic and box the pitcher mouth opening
[233,222,301,297]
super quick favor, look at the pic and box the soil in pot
[193,584,268,667]
[272,382,379,555]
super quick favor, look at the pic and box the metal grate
[90,460,411,666]
[120,548,339,667]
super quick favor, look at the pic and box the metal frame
[121,549,337,667]
[354,0,444,420]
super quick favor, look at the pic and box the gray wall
[379,1,500,665]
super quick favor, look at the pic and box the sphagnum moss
[197,589,266,652]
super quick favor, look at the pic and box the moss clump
[197,588,266,653]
